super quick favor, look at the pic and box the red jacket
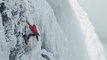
[27,21,38,33]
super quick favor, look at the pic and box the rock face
[0,0,106,60]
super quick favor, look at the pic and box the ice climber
[23,20,40,45]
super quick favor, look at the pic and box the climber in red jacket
[23,20,40,45]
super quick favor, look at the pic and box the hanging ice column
[69,0,106,60]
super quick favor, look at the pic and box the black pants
[23,32,39,45]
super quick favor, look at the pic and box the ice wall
[47,0,106,60]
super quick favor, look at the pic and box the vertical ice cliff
[0,0,106,60]
[47,0,106,60]
[0,0,69,60]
